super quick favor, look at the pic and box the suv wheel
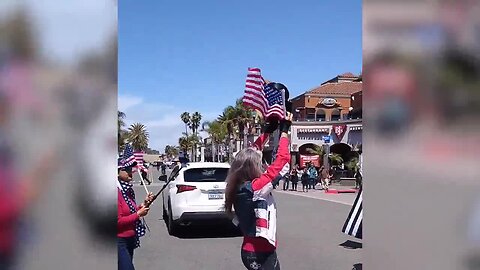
[167,202,178,236]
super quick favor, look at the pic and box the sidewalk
[274,183,358,206]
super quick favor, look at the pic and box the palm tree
[180,112,191,136]
[233,99,255,149]
[118,130,130,152]
[329,153,344,166]
[164,145,172,158]
[345,156,360,172]
[178,133,199,160]
[128,123,149,151]
[118,111,126,130]
[306,145,326,157]
[306,145,343,166]
[218,106,237,162]
[190,112,202,134]
[118,111,128,151]
[203,120,227,162]
[190,112,202,161]
[164,145,179,159]
[178,136,190,155]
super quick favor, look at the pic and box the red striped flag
[133,151,148,173]
[242,68,285,119]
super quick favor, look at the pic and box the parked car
[161,162,231,235]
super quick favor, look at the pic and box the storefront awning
[297,128,330,133]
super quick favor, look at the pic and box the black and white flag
[342,188,363,239]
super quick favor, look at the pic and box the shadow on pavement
[160,218,242,239]
[339,240,362,249]
[175,223,242,239]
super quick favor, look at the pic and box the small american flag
[243,68,285,119]
[122,143,136,168]
[133,152,147,173]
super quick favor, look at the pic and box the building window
[306,113,315,121]
[316,109,326,121]
[331,108,341,121]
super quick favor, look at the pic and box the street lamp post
[323,144,330,171]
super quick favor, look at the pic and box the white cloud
[118,95,143,111]
[119,94,219,151]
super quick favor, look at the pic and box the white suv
[162,162,230,235]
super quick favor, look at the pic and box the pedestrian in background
[161,162,167,175]
[282,172,290,191]
[118,165,153,270]
[307,163,318,190]
[290,165,299,191]
[301,169,309,192]
[140,169,151,185]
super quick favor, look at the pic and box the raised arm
[251,133,290,197]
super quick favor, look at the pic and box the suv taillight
[176,184,197,194]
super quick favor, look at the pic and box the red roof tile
[307,81,362,95]
[339,72,357,78]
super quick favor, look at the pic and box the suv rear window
[183,168,229,182]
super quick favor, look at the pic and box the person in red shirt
[0,91,55,270]
[225,115,291,270]
[118,165,153,270]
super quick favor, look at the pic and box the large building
[289,73,363,168]
[201,72,363,169]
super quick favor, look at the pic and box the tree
[217,99,255,156]
[190,112,202,161]
[345,156,360,172]
[118,111,128,152]
[203,120,227,162]
[118,111,126,130]
[190,112,202,135]
[128,123,149,151]
[306,145,326,157]
[306,145,343,166]
[233,98,255,149]
[329,153,344,165]
[218,106,237,162]
[178,137,190,154]
[180,112,191,135]
[164,145,179,159]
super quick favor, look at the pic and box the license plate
[208,194,224,200]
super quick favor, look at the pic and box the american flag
[243,68,285,119]
[133,152,147,173]
[122,143,147,172]
[122,143,136,167]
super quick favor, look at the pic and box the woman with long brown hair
[225,116,291,270]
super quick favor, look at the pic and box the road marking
[275,190,354,206]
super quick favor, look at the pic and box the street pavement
[131,168,362,270]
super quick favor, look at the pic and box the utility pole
[322,135,331,171]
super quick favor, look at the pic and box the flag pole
[137,169,150,194]
[271,89,287,161]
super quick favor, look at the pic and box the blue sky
[119,0,362,151]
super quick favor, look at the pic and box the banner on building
[333,124,347,141]
[299,155,320,168]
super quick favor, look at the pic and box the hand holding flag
[243,68,288,120]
